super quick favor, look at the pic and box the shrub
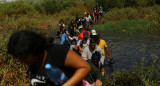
[104,55,160,86]
[97,0,157,10]
[0,1,35,16]
[93,19,155,35]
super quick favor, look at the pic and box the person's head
[91,51,101,66]
[75,29,80,36]
[90,29,97,38]
[83,31,89,40]
[89,38,97,50]
[7,30,48,65]
[71,20,76,27]
[87,14,89,17]
[60,19,64,24]
[85,24,89,30]
[76,15,78,19]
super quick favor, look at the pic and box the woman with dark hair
[57,19,66,37]
[68,20,76,37]
[7,30,91,86]
[59,19,65,32]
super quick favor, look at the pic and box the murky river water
[46,29,160,73]
[100,31,160,73]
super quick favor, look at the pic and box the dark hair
[60,19,64,23]
[92,51,101,61]
[8,30,48,57]
[90,38,97,44]
[90,34,97,39]
[70,20,75,27]
[48,37,55,45]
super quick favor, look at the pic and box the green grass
[100,5,160,22]
[93,19,159,35]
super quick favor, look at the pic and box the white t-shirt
[82,45,105,65]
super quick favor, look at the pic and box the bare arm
[63,50,91,86]
[105,47,112,60]
[93,79,102,86]
[74,45,83,53]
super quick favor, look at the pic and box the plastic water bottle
[45,63,68,86]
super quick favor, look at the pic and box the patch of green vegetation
[93,19,159,35]
[104,54,160,86]
[97,0,160,10]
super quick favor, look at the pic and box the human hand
[74,45,78,50]
[109,55,112,60]
[93,79,102,86]
[109,58,115,64]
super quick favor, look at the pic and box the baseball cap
[91,29,97,35]
[75,29,80,33]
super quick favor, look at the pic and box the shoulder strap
[80,39,83,48]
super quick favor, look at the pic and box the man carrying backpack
[77,31,90,50]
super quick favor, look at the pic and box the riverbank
[93,6,160,38]
[104,56,160,86]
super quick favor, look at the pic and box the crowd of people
[56,3,112,85]
[7,3,112,86]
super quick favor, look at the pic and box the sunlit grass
[93,19,159,35]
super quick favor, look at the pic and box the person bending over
[82,38,105,76]
[7,30,91,86]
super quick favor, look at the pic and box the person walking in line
[59,28,69,45]
[77,31,90,50]
[96,34,113,63]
